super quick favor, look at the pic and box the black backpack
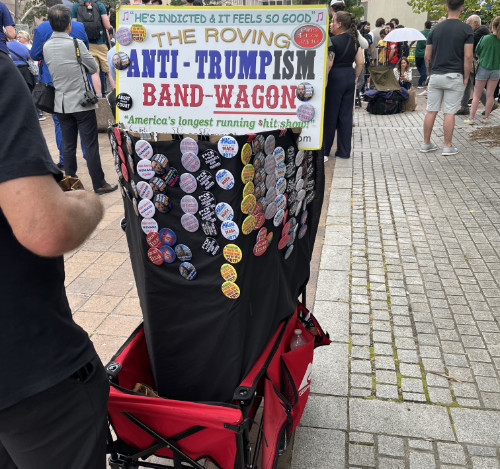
[76,0,103,41]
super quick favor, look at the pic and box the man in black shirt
[420,0,473,156]
[0,50,109,468]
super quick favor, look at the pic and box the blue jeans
[415,57,426,87]
[52,114,86,165]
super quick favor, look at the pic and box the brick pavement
[38,93,500,468]
[292,97,500,468]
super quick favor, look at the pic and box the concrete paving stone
[402,392,427,402]
[438,329,460,341]
[377,435,405,457]
[452,408,500,446]
[467,445,498,457]
[376,370,397,384]
[350,399,454,440]
[399,364,422,378]
[409,451,436,469]
[373,310,391,321]
[456,397,482,407]
[351,334,371,346]
[419,346,442,358]
[427,387,454,404]
[470,456,500,468]
[72,311,107,334]
[291,428,345,469]
[350,360,372,374]
[393,316,411,326]
[311,344,348,396]
[351,324,370,335]
[437,442,467,465]
[311,301,349,343]
[351,303,370,313]
[375,356,396,370]
[442,341,466,354]
[91,333,131,364]
[457,323,481,335]
[397,350,420,363]
[416,334,440,346]
[319,245,351,271]
[470,362,497,377]
[409,440,433,450]
[348,443,375,467]
[415,323,436,335]
[351,388,372,397]
[481,392,500,409]
[373,331,392,343]
[373,320,391,331]
[377,457,406,469]
[351,346,371,360]
[349,432,374,444]
[393,326,414,338]
[395,338,417,350]
[476,376,500,393]
[299,395,347,430]
[376,384,399,400]
[315,270,349,302]
[444,353,469,367]
[467,349,493,363]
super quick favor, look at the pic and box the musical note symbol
[316,11,324,23]
[122,11,129,21]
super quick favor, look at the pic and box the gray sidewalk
[291,104,500,468]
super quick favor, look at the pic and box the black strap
[73,37,92,93]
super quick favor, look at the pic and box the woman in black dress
[323,11,364,159]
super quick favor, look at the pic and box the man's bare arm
[424,44,432,73]
[463,43,473,86]
[0,175,104,257]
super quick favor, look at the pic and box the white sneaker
[324,156,329,163]
[418,90,428,96]
[463,119,474,125]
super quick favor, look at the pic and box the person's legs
[469,79,487,120]
[442,113,455,147]
[459,76,473,111]
[56,112,79,177]
[441,73,465,149]
[423,74,445,145]
[52,114,64,166]
[335,70,355,158]
[75,110,106,190]
[484,78,500,119]
[0,357,109,469]
[423,111,438,144]
[323,76,344,157]
[415,57,427,87]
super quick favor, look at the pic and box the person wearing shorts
[71,0,114,97]
[420,0,473,156]
[464,16,500,125]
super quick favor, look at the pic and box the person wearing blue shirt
[7,39,36,92]
[0,1,15,55]
[31,1,88,169]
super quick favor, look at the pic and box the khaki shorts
[426,73,465,114]
[89,43,110,74]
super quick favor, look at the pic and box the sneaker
[324,156,329,163]
[38,115,46,121]
[95,183,118,195]
[456,108,469,115]
[442,146,458,155]
[417,86,424,89]
[418,90,427,96]
[420,143,438,153]
[482,103,499,115]
[463,119,474,125]
[481,118,489,125]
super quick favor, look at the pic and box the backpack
[76,0,103,41]
[366,91,403,115]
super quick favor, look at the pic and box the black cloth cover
[114,128,324,403]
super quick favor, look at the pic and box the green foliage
[407,0,500,22]
[20,0,46,26]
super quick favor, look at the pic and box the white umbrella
[384,28,427,42]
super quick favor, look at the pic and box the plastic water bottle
[290,329,307,351]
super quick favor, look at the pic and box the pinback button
[221,220,239,241]
[179,173,197,194]
[163,167,180,187]
[201,221,218,237]
[282,221,291,237]
[121,163,129,182]
[253,151,265,171]
[273,146,285,164]
[296,178,304,192]
[117,146,126,164]
[179,262,197,280]
[130,22,147,42]
[247,133,256,142]
[135,140,153,160]
[127,154,135,174]
[254,167,266,186]
[241,164,255,184]
[113,127,122,146]
[116,26,133,45]
[199,206,217,222]
[147,231,162,249]
[215,202,234,222]
[241,143,252,165]
[116,93,132,111]
[253,212,265,230]
[141,218,158,234]
[264,154,276,175]
[306,190,315,205]
[138,199,155,218]
[218,136,238,158]
[137,159,155,180]
[159,227,177,245]
[181,213,199,233]
[300,210,308,225]
[242,215,256,235]
[284,244,294,260]
[288,229,296,246]
[273,208,285,227]
[286,178,296,194]
[275,161,286,179]
[132,197,139,216]
[278,234,290,250]
[265,173,276,190]
[275,194,286,211]
[297,103,315,122]
[181,195,198,214]
[253,238,268,256]
[175,244,192,261]
[265,187,277,205]
[306,179,315,191]
[252,200,262,215]
[252,134,265,154]
[298,224,308,239]
[153,193,171,214]
[160,245,176,263]
[259,196,268,212]
[151,153,169,175]
[265,202,277,220]
[241,194,256,215]
[223,243,242,263]
[285,161,295,178]
[130,180,138,199]
[196,170,215,190]
[297,189,306,203]
[221,263,237,282]
[295,167,304,183]
[149,176,167,194]
[109,133,117,151]
[201,236,220,255]
[286,145,295,162]
[266,231,274,245]
[276,177,286,195]
[201,149,221,170]
[242,181,255,198]
[222,281,240,299]
[295,150,305,167]
[148,247,163,265]
[180,137,198,155]
[264,134,276,156]
[125,134,133,155]
[257,227,267,242]
[216,169,235,190]
[198,191,216,209]
[181,152,201,172]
